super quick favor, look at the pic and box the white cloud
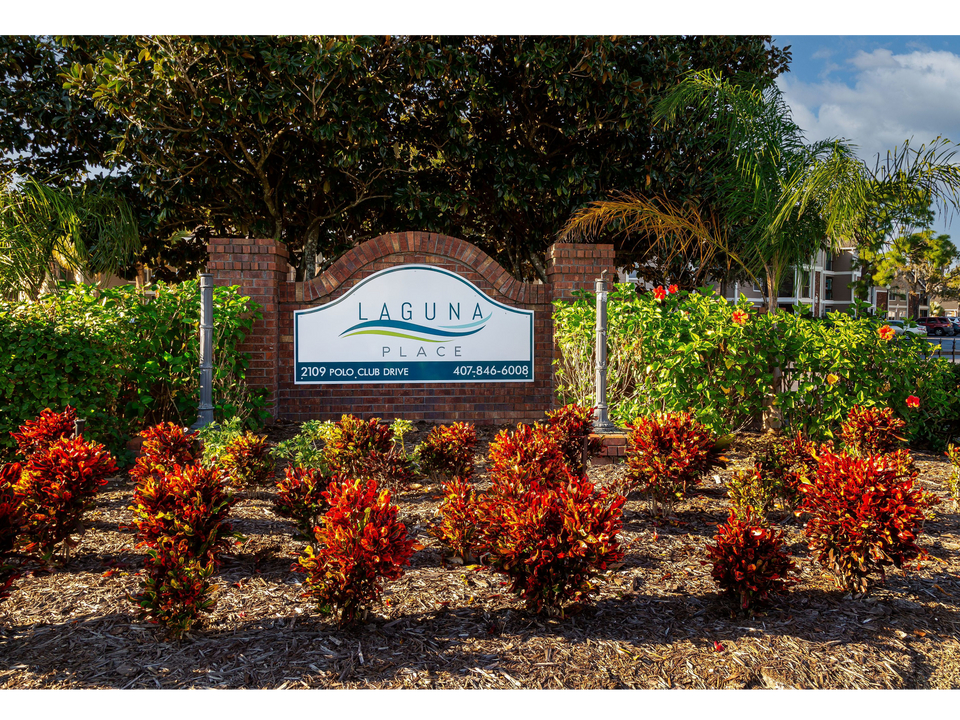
[778,48,960,166]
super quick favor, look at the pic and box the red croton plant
[16,435,117,566]
[626,411,727,512]
[0,463,25,601]
[705,508,797,612]
[218,431,275,487]
[545,403,603,476]
[10,405,77,458]
[431,476,480,562]
[129,422,201,485]
[475,467,626,616]
[839,405,906,457]
[296,477,415,626]
[416,422,478,482]
[129,459,239,635]
[1,407,116,570]
[273,465,332,541]
[487,422,570,495]
[429,417,626,615]
[324,415,413,491]
[799,448,938,594]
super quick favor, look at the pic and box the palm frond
[0,176,140,297]
[872,137,960,220]
[559,192,756,284]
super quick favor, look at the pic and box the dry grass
[2,421,959,689]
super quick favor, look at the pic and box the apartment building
[884,279,930,319]
[716,248,871,316]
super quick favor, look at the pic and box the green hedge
[0,281,268,461]
[553,284,960,448]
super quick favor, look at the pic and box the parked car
[948,317,960,334]
[886,319,925,336]
[916,316,957,336]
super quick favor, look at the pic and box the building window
[825,253,834,271]
[825,277,834,300]
[778,273,795,298]
[798,270,811,298]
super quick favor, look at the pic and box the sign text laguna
[294,265,534,384]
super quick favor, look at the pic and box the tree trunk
[765,265,778,315]
[296,225,320,282]
[526,245,549,284]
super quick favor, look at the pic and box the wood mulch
[2,420,960,689]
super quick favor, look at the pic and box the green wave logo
[340,315,491,342]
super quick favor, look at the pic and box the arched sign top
[294,265,534,384]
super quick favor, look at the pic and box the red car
[916,316,957,336]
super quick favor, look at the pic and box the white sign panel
[294,265,534,384]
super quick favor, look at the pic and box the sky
[774,35,960,240]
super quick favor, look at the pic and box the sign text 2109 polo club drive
[294,265,535,384]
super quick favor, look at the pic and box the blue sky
[774,36,960,239]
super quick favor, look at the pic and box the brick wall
[206,237,289,407]
[546,243,617,301]
[208,233,615,424]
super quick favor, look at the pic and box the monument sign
[294,265,534,384]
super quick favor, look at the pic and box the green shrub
[778,312,956,448]
[0,281,268,460]
[271,420,336,471]
[554,285,771,435]
[554,285,960,446]
[0,301,126,460]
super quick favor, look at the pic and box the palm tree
[0,177,140,298]
[562,71,867,313]
[850,139,960,302]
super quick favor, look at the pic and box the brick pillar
[545,241,619,380]
[545,243,618,301]
[207,238,289,419]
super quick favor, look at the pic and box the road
[925,335,960,362]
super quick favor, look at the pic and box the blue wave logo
[340,315,491,343]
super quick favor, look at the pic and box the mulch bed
[2,420,959,689]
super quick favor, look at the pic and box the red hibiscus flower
[668,284,679,294]
[906,395,920,409]
[878,325,896,341]
[732,309,749,325]
[653,286,666,301]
